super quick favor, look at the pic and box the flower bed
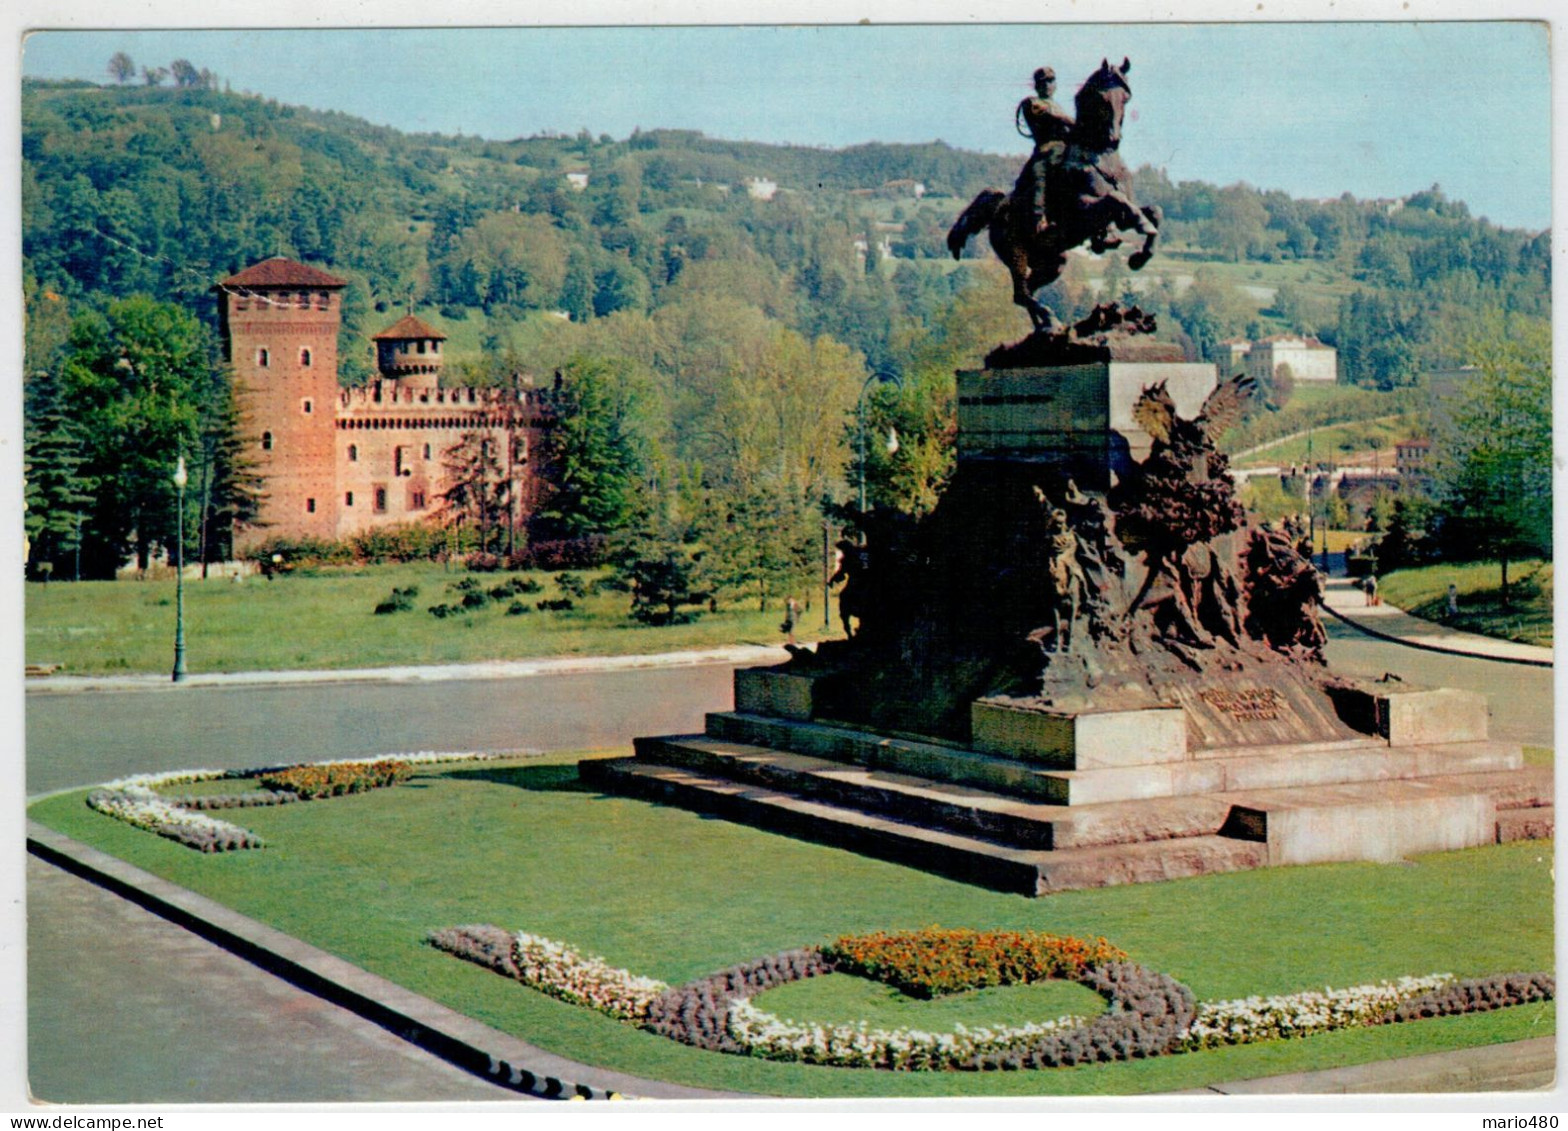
[824,927,1127,999]
[431,926,669,1021]
[1179,974,1454,1050]
[433,924,1556,1073]
[255,759,413,799]
[86,787,264,853]
[87,752,501,851]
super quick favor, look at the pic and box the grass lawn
[30,753,1554,1098]
[25,562,829,675]
[1379,560,1553,648]
[1233,414,1421,469]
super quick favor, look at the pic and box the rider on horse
[1015,67,1075,235]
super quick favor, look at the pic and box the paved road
[25,661,741,796]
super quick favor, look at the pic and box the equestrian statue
[947,58,1162,332]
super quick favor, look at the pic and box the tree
[532,357,657,540]
[439,431,511,553]
[107,52,135,84]
[1201,184,1270,262]
[23,367,94,579]
[169,59,201,89]
[141,65,168,87]
[1431,315,1551,604]
[54,297,215,577]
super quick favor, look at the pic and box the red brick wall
[225,286,343,548]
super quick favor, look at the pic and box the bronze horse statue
[947,58,1162,332]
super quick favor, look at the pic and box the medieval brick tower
[217,256,551,552]
[216,257,346,544]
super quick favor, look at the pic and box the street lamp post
[172,455,188,683]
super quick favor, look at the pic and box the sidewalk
[1321,578,1553,667]
[23,642,791,695]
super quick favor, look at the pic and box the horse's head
[1074,57,1132,149]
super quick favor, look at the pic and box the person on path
[780,596,798,645]
[1447,583,1460,620]
[1363,574,1379,607]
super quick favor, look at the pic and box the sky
[19,21,1553,231]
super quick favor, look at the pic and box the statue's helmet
[1033,66,1056,85]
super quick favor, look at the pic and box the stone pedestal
[956,360,1217,489]
[971,698,1188,768]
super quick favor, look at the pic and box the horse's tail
[946,188,1007,260]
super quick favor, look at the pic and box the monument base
[586,668,1550,895]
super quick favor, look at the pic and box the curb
[1323,604,1553,668]
[23,643,791,695]
[25,822,745,1103]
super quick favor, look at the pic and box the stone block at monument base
[970,698,1188,768]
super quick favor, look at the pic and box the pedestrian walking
[1447,583,1459,620]
[780,596,798,645]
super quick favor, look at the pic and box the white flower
[1178,975,1454,1050]
[510,932,669,1021]
[726,998,1087,1069]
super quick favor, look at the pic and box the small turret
[372,314,446,391]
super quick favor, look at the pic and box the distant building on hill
[1395,436,1433,485]
[744,177,779,201]
[215,257,551,551]
[1214,335,1338,384]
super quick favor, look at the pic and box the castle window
[423,443,431,459]
[417,340,427,355]
[348,444,358,462]
[432,340,440,354]
[295,292,309,310]
[257,348,270,368]
[394,447,405,476]
[374,487,388,513]
[302,399,313,415]
[300,348,312,367]
[411,490,426,511]
[315,291,330,310]
[261,431,273,451]
[306,498,316,514]
[345,492,354,507]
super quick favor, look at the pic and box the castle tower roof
[217,257,347,289]
[373,314,447,342]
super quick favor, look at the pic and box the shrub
[428,603,460,618]
[489,577,542,600]
[824,927,1128,999]
[536,597,575,612]
[508,537,609,571]
[465,552,504,572]
[244,535,355,576]
[554,571,589,599]
[351,522,448,563]
[506,601,532,616]
[255,760,413,799]
[373,585,420,615]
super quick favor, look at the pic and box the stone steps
[593,712,1550,895]
[704,712,1523,806]
[580,757,1269,896]
[634,734,1233,850]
